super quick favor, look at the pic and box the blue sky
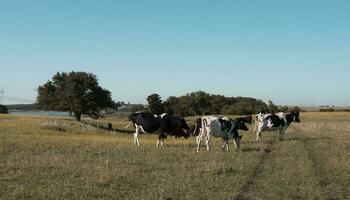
[1,0,349,106]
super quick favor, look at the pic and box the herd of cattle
[128,111,300,152]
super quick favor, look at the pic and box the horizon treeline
[123,91,301,117]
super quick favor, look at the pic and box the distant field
[300,106,350,112]
[1,112,350,199]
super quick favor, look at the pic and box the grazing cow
[128,112,190,147]
[235,115,253,124]
[255,111,300,141]
[195,116,249,152]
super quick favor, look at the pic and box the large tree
[146,93,164,115]
[37,71,115,121]
[268,100,278,113]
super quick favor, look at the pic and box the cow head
[238,115,253,124]
[234,119,249,131]
[230,119,247,150]
[180,118,191,138]
[292,111,301,123]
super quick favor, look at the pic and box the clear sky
[1,0,349,106]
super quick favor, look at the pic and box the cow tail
[193,123,198,137]
[253,115,259,133]
[201,118,208,137]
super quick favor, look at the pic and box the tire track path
[234,139,277,200]
[298,130,347,200]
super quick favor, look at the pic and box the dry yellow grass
[0,112,349,199]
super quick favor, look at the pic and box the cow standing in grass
[128,112,190,147]
[255,111,300,141]
[193,115,252,137]
[194,116,249,152]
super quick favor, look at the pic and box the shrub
[0,104,8,114]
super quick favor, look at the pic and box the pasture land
[0,113,349,199]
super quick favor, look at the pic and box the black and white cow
[195,116,249,152]
[235,115,253,124]
[254,111,300,141]
[192,116,252,137]
[128,112,190,147]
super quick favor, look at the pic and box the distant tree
[268,100,278,113]
[163,91,268,116]
[320,108,335,112]
[222,97,268,115]
[234,97,268,114]
[163,96,179,115]
[146,93,164,115]
[37,71,115,121]
[113,102,123,111]
[208,94,228,115]
[116,101,125,106]
[164,91,212,116]
[290,106,302,112]
[0,104,8,114]
[279,105,289,112]
[223,101,251,115]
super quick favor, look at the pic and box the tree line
[146,92,301,117]
[36,71,301,121]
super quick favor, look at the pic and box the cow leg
[233,139,238,150]
[196,136,200,152]
[226,138,229,151]
[222,138,226,151]
[161,133,167,147]
[157,139,164,147]
[205,134,211,152]
[197,129,206,152]
[222,137,229,152]
[280,128,286,141]
[134,124,140,146]
[253,121,257,134]
[161,137,165,147]
[157,133,166,147]
[196,134,203,152]
[256,130,262,142]
[157,134,162,147]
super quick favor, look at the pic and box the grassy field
[1,113,350,200]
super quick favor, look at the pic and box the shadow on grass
[112,128,134,134]
[285,137,333,142]
[241,147,271,153]
[216,167,240,175]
